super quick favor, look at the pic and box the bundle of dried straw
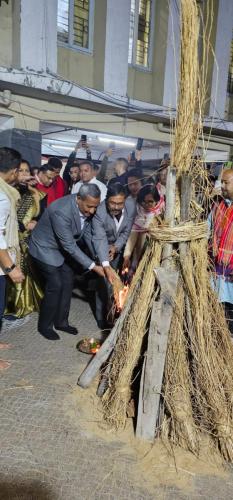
[99,0,233,463]
[102,241,161,428]
[149,221,208,243]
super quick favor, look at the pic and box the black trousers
[95,252,123,325]
[31,257,74,331]
[0,275,6,329]
[224,302,233,335]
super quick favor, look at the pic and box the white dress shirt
[78,209,86,230]
[78,208,95,271]
[0,191,10,250]
[72,177,107,202]
[0,191,16,276]
[113,210,124,233]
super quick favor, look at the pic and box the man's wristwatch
[4,263,16,274]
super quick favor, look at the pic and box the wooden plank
[136,268,179,440]
[135,352,146,436]
[96,356,112,397]
[77,283,139,389]
[179,174,193,334]
[179,174,192,260]
[180,174,192,222]
[136,167,178,440]
[162,167,177,269]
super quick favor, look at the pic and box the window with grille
[227,36,233,95]
[57,0,94,51]
[128,0,154,69]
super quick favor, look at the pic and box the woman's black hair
[21,159,32,175]
[106,182,126,199]
[137,184,160,205]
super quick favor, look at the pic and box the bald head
[221,169,233,200]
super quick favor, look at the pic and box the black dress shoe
[38,329,60,340]
[54,325,78,335]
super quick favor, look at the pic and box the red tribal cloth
[212,199,233,269]
[35,176,67,206]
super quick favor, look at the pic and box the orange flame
[90,347,100,354]
[118,285,129,311]
[89,338,100,354]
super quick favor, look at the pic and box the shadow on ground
[0,477,56,500]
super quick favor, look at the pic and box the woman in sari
[5,160,46,318]
[123,184,165,274]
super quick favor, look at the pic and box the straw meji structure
[78,0,233,462]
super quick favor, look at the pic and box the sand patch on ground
[63,380,230,494]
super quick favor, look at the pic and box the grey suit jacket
[29,195,93,269]
[88,198,136,263]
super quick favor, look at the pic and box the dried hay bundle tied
[98,0,233,463]
[159,0,233,461]
[171,0,201,177]
[149,221,208,243]
[102,241,162,428]
[162,238,233,460]
[161,283,200,455]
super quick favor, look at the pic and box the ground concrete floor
[0,285,233,499]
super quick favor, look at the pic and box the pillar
[104,0,131,96]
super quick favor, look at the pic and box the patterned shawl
[132,197,165,233]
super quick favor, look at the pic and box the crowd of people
[0,144,232,358]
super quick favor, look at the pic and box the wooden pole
[136,268,179,440]
[136,167,179,441]
[179,174,193,334]
[161,167,177,268]
[179,174,192,259]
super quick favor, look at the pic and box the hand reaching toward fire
[109,245,117,261]
[93,265,105,278]
[123,256,130,271]
[104,266,116,284]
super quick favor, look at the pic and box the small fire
[118,285,129,311]
[89,338,100,354]
[90,347,99,354]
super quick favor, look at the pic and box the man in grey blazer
[29,184,104,340]
[86,183,136,328]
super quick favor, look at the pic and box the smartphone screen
[131,151,136,161]
[81,134,87,145]
[136,138,143,151]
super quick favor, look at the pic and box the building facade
[0,0,232,164]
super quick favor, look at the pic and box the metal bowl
[76,337,102,355]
